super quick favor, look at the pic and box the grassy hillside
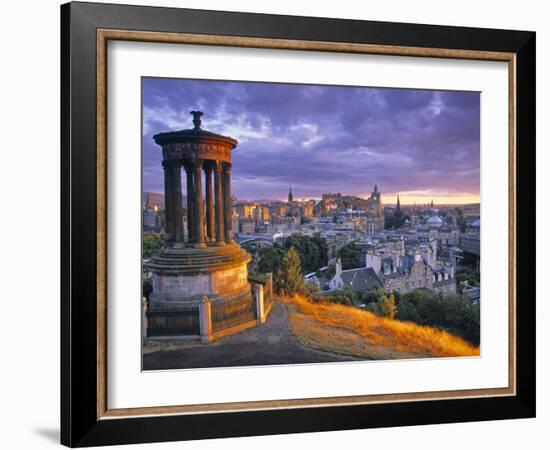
[281,295,480,359]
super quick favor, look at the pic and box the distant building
[302,201,314,218]
[377,251,433,293]
[253,205,270,223]
[234,202,256,219]
[269,202,288,219]
[354,184,385,234]
[328,258,381,292]
[142,194,163,232]
[322,192,341,201]
[462,204,481,218]
[431,267,457,295]
[426,214,444,229]
[465,218,480,233]
[143,207,157,229]
[365,246,456,295]
[368,184,384,217]
[463,286,481,305]
[232,213,240,238]
[239,217,256,234]
[460,233,480,256]
[438,225,460,246]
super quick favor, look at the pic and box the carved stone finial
[190,110,203,129]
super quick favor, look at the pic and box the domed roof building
[426,214,444,228]
[466,218,481,233]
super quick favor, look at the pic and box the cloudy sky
[142,77,480,205]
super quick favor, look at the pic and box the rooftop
[339,267,381,292]
[426,215,444,225]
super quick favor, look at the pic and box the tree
[413,291,446,326]
[364,302,379,315]
[311,235,329,267]
[325,293,353,306]
[337,242,363,270]
[241,241,256,254]
[284,234,328,274]
[396,289,480,345]
[276,247,305,296]
[143,232,162,258]
[358,284,386,305]
[304,282,321,297]
[384,210,408,229]
[257,245,285,274]
[377,293,397,319]
[396,297,421,322]
[455,268,480,287]
[457,303,480,345]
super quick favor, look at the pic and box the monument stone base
[145,243,257,339]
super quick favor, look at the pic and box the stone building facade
[365,246,456,295]
[378,253,434,293]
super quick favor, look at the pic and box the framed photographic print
[60,1,536,447]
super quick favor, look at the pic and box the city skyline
[143,78,480,204]
[142,188,479,207]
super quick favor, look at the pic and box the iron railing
[147,304,200,336]
[211,293,256,333]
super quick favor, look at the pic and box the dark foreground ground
[143,300,358,370]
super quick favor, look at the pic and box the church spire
[396,193,401,212]
[288,185,293,203]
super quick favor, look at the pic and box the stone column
[223,163,233,243]
[171,161,184,243]
[142,297,148,338]
[184,162,195,244]
[204,163,215,243]
[266,273,273,302]
[162,160,174,244]
[214,161,225,245]
[193,159,206,248]
[254,284,265,324]
[199,296,212,342]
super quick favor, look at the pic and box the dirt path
[143,300,358,370]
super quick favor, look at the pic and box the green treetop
[276,246,305,297]
[377,293,397,319]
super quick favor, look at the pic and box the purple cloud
[142,78,480,203]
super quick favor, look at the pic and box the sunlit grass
[281,294,480,358]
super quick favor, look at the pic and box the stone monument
[146,111,259,340]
